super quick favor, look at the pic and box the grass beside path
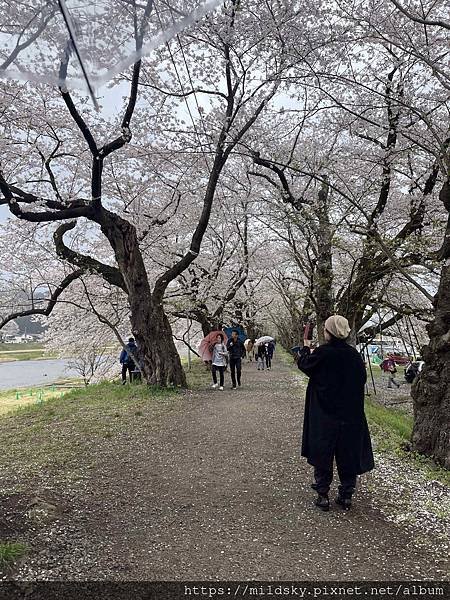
[365,399,450,486]
[0,356,209,417]
[0,360,210,574]
[1,382,164,484]
[364,398,413,442]
[0,542,27,569]
[0,361,208,482]
[0,384,78,416]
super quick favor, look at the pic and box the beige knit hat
[324,315,351,340]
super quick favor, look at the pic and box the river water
[0,359,79,390]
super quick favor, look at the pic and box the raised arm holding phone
[296,315,374,512]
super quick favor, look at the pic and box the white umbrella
[255,335,274,345]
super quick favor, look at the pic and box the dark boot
[336,471,356,510]
[315,494,330,512]
[335,495,352,510]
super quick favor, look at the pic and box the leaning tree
[0,0,290,386]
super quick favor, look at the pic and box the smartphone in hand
[303,322,314,341]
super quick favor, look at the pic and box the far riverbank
[0,358,78,389]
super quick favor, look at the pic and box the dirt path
[10,357,450,580]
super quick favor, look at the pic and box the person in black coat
[226,330,246,389]
[297,315,374,511]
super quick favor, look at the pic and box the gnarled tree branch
[54,222,128,292]
[0,269,84,330]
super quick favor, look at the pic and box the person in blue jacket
[120,337,138,384]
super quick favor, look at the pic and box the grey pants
[387,373,400,388]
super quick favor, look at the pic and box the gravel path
[7,357,450,580]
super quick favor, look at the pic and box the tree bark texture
[97,208,186,387]
[411,180,450,468]
[313,179,334,344]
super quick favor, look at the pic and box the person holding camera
[297,315,374,512]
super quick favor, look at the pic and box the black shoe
[335,496,352,510]
[315,494,329,511]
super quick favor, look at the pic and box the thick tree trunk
[411,181,450,468]
[200,313,222,337]
[195,312,217,338]
[173,307,218,338]
[314,180,334,344]
[137,304,187,386]
[244,321,258,341]
[346,308,366,347]
[98,208,186,387]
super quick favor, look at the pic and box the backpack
[125,344,137,367]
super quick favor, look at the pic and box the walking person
[297,315,374,511]
[380,354,400,389]
[119,337,138,384]
[404,358,420,384]
[226,329,246,389]
[244,339,255,362]
[265,340,275,370]
[210,333,228,391]
[256,342,266,370]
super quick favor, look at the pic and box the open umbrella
[255,335,275,345]
[198,330,228,363]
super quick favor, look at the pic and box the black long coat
[297,339,374,474]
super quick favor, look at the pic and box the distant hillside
[16,316,45,335]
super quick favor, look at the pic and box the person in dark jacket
[256,342,266,370]
[297,315,374,512]
[120,337,138,384]
[266,340,275,370]
[404,359,420,383]
[226,329,246,389]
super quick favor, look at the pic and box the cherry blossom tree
[0,0,289,386]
